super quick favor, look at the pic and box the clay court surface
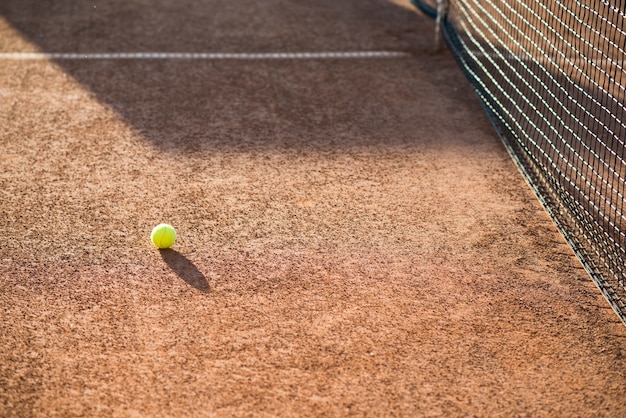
[1,0,626,416]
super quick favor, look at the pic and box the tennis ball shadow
[160,249,210,292]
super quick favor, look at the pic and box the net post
[434,0,449,51]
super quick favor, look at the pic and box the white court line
[0,51,411,60]
[472,50,625,68]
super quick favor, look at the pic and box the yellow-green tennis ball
[151,223,177,249]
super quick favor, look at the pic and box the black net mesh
[411,0,626,325]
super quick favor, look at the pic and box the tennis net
[411,0,626,325]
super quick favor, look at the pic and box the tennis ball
[151,223,177,249]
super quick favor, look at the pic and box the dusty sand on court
[1,0,625,416]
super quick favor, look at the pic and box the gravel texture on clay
[1,0,625,416]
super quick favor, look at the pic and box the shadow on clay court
[0,0,446,153]
[160,249,210,292]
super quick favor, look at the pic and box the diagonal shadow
[0,0,433,153]
[160,249,210,292]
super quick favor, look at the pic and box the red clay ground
[1,0,625,416]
